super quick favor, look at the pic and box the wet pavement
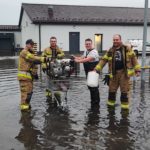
[0,56,150,150]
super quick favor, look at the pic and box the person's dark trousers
[88,86,100,105]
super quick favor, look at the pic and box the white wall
[21,10,39,49]
[21,10,150,52]
[15,32,22,47]
[40,24,150,52]
[41,24,106,51]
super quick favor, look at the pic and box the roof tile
[21,3,150,25]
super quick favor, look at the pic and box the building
[0,25,21,56]
[1,3,150,56]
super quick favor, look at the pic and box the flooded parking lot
[0,56,150,150]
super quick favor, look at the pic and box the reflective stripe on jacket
[42,46,64,59]
[95,45,141,77]
[18,48,44,80]
[18,71,32,80]
[42,46,65,69]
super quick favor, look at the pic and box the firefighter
[18,39,47,111]
[42,36,65,72]
[42,36,65,103]
[74,38,100,105]
[95,34,141,109]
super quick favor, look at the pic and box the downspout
[39,23,42,78]
[39,23,41,54]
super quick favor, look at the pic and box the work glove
[44,57,50,62]
[42,68,47,73]
[33,74,39,80]
[70,55,75,59]
[102,74,110,86]
[57,54,63,59]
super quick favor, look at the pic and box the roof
[19,3,150,26]
[0,25,21,31]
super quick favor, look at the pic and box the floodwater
[0,56,150,150]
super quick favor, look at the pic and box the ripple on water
[0,57,150,150]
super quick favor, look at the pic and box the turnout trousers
[108,69,130,106]
[19,80,33,104]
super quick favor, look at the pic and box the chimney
[48,5,53,18]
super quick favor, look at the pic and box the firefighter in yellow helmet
[18,39,47,111]
[42,36,65,103]
[95,34,141,109]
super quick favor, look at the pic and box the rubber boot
[45,89,52,100]
[89,87,100,106]
[26,92,33,109]
[107,92,116,107]
[20,103,30,111]
[121,93,129,110]
[54,91,61,106]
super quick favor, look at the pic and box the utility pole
[141,0,149,82]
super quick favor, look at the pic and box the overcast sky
[0,0,148,25]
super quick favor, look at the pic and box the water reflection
[133,82,150,150]
[1,57,150,150]
[105,108,132,150]
[0,56,18,69]
[41,106,77,149]
[16,112,43,150]
[82,105,101,149]
[46,77,71,107]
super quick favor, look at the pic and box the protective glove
[57,54,62,59]
[33,74,39,80]
[69,59,75,67]
[42,68,47,73]
[70,55,75,60]
[44,57,50,62]
[102,74,110,86]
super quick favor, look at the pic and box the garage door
[0,33,14,56]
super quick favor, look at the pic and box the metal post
[39,23,42,79]
[39,23,41,54]
[141,0,149,82]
